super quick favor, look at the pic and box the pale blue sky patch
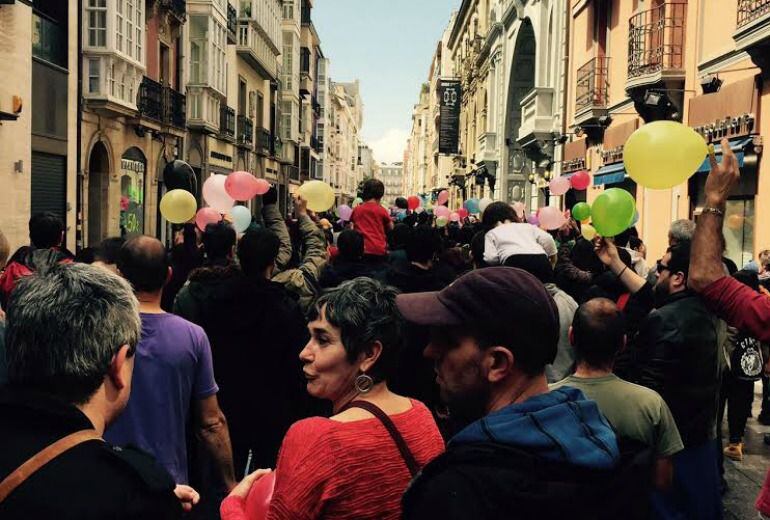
[314,0,460,163]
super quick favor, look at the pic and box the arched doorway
[505,19,536,204]
[87,141,110,246]
[120,147,147,238]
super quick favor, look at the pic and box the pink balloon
[449,212,461,222]
[539,206,568,230]
[437,190,449,205]
[254,178,271,196]
[203,174,235,212]
[434,206,451,218]
[570,170,591,191]
[549,176,571,196]
[225,171,259,201]
[527,212,540,226]
[245,471,276,519]
[195,207,222,232]
[457,208,469,219]
[337,204,353,221]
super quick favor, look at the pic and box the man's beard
[653,281,670,308]
[441,379,491,427]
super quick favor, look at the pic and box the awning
[696,137,754,173]
[593,163,627,186]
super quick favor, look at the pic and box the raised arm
[594,237,647,294]
[262,188,292,273]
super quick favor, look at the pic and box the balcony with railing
[227,3,238,44]
[159,0,187,23]
[237,115,254,147]
[575,57,610,124]
[138,77,164,122]
[734,0,770,60]
[220,105,235,139]
[517,87,555,149]
[165,87,187,129]
[255,127,272,155]
[187,86,221,134]
[626,3,686,89]
[237,22,279,80]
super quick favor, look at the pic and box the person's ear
[108,345,133,390]
[166,266,173,285]
[568,326,575,346]
[486,346,514,383]
[359,341,383,374]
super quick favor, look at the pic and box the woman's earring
[354,373,374,393]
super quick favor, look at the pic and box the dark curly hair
[311,277,403,383]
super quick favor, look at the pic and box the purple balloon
[337,204,353,221]
[527,212,540,226]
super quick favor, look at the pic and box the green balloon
[572,202,592,222]
[591,188,636,237]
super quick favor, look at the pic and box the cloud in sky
[369,128,410,165]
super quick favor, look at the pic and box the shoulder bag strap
[347,400,420,477]
[0,429,103,504]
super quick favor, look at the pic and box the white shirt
[483,222,557,265]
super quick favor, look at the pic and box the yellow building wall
[756,83,770,254]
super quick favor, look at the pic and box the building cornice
[449,0,474,48]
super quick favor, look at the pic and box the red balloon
[225,171,259,201]
[571,170,591,191]
[457,208,469,219]
[254,178,271,196]
[407,196,421,211]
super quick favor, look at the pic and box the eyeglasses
[656,262,671,274]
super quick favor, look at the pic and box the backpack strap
[345,400,420,477]
[0,429,103,503]
[617,292,631,311]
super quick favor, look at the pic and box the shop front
[593,119,639,201]
[688,75,763,267]
[120,148,147,238]
[561,138,588,211]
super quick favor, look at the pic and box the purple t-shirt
[105,313,218,484]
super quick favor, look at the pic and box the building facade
[405,84,430,197]
[328,80,363,201]
[0,0,79,252]
[377,162,405,207]
[564,0,770,263]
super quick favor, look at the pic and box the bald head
[117,236,170,293]
[570,298,626,370]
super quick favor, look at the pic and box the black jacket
[402,439,653,520]
[318,259,384,289]
[0,387,181,519]
[173,264,317,471]
[634,290,721,447]
[384,259,456,295]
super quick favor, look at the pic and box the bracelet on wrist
[615,265,629,279]
[702,206,725,217]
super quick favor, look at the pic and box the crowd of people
[1,138,770,518]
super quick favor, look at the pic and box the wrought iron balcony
[220,105,235,138]
[575,57,610,114]
[255,127,271,155]
[237,115,254,147]
[164,86,186,129]
[227,3,238,43]
[138,77,163,122]
[627,3,686,85]
[738,0,770,28]
[158,0,186,21]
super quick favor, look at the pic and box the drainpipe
[76,0,84,252]
[558,0,571,210]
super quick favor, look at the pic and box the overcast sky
[314,0,461,164]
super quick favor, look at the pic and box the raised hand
[705,137,740,208]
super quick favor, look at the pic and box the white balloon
[203,174,235,213]
[479,197,494,213]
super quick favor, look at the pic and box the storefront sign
[689,75,761,144]
[600,119,639,165]
[562,138,587,173]
[438,79,462,155]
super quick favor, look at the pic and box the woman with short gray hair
[222,277,445,520]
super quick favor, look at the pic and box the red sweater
[221,400,444,520]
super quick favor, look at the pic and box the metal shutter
[31,152,66,220]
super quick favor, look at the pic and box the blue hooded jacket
[450,386,619,470]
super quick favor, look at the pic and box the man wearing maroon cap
[400,267,641,519]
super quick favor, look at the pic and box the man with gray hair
[0,264,191,518]
[668,219,696,247]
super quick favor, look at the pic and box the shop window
[723,199,755,268]
[120,148,146,238]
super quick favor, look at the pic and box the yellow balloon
[298,180,335,212]
[160,189,197,224]
[624,121,708,190]
[581,223,597,241]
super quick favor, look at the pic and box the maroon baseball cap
[396,267,559,352]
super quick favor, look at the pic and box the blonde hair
[759,249,770,269]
